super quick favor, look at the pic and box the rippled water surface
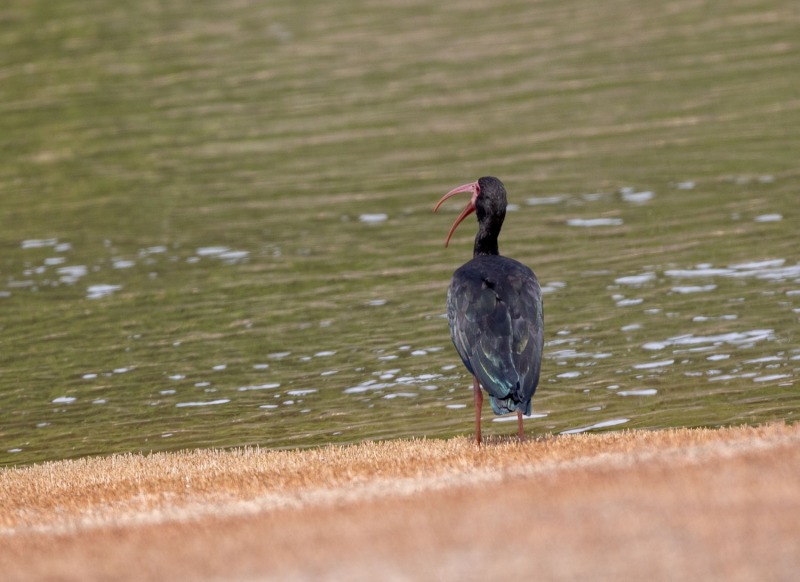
[2,0,798,465]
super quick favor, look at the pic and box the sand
[1,422,799,581]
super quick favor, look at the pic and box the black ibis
[434,176,543,444]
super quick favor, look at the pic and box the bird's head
[433,176,507,247]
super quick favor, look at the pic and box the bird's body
[435,176,543,444]
[447,255,543,416]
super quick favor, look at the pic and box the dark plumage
[434,176,544,444]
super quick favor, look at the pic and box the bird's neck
[473,226,500,257]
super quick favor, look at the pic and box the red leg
[517,409,525,441]
[473,377,483,445]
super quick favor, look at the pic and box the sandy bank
[2,423,798,581]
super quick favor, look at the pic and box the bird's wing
[447,276,479,378]
[507,269,544,402]
[448,261,543,410]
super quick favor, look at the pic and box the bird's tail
[489,395,532,416]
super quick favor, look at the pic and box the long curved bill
[433,181,479,247]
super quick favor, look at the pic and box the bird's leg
[473,376,483,445]
[517,410,525,441]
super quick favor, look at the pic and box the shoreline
[2,423,799,580]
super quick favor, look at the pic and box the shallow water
[2,176,797,466]
[1,0,799,466]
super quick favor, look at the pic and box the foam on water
[550,349,613,360]
[615,272,656,285]
[57,265,88,284]
[196,246,229,257]
[672,284,717,294]
[142,246,167,255]
[665,259,800,282]
[21,238,59,249]
[52,396,76,404]
[752,374,791,383]
[578,192,605,202]
[731,259,785,270]
[616,298,643,307]
[745,356,783,364]
[633,359,674,369]
[541,281,566,294]
[87,284,122,299]
[561,418,630,434]
[359,213,388,224]
[620,188,654,203]
[527,195,567,205]
[287,389,317,396]
[176,399,230,407]
[567,218,624,227]
[754,214,782,222]
[643,329,774,350]
[194,247,249,263]
[665,267,732,278]
[492,412,547,423]
[112,259,135,269]
[219,250,249,263]
[343,372,442,395]
[693,315,738,322]
[238,383,281,391]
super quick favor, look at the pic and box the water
[1,0,799,466]
[561,418,631,435]
[3,176,797,465]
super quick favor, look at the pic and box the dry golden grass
[0,422,792,533]
[2,423,799,580]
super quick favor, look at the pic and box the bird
[434,176,543,444]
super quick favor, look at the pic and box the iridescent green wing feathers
[447,256,543,415]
